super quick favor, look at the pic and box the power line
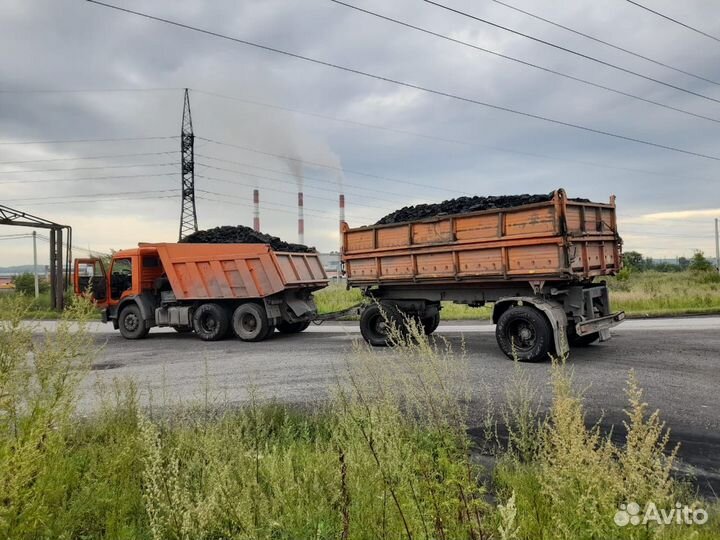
[0,135,179,145]
[625,0,720,44]
[0,161,177,174]
[0,172,176,185]
[85,1,720,163]
[195,173,389,211]
[328,0,720,125]
[4,188,180,203]
[193,89,720,185]
[422,0,720,105]
[19,194,179,207]
[0,87,182,94]
[0,150,178,166]
[197,137,473,194]
[487,0,720,86]
[195,156,422,202]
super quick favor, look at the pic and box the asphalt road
[56,316,720,495]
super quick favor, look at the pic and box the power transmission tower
[179,88,198,240]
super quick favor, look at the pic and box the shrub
[10,272,49,295]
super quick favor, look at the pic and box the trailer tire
[495,306,553,362]
[360,303,406,347]
[192,303,230,341]
[421,313,441,335]
[232,303,272,342]
[569,331,600,347]
[277,320,311,334]
[118,304,150,340]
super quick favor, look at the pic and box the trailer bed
[342,189,620,286]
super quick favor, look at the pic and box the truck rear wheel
[277,320,311,334]
[495,306,553,362]
[192,303,230,341]
[118,304,150,340]
[232,303,272,342]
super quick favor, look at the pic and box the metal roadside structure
[342,188,625,362]
[0,204,71,310]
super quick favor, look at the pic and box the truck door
[74,258,108,305]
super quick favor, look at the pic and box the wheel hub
[124,313,139,331]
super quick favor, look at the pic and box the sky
[1,0,720,266]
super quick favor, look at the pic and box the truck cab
[74,247,163,325]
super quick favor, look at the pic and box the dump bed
[342,189,621,286]
[144,243,328,300]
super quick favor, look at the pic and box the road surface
[34,316,720,495]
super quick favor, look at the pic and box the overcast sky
[2,0,720,266]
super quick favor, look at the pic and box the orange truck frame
[342,189,625,362]
[74,243,328,341]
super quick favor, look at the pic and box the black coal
[375,192,588,225]
[180,225,315,253]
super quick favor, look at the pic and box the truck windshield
[110,258,132,300]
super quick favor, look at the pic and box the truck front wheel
[495,306,553,362]
[118,304,150,340]
[232,303,273,342]
[193,303,230,341]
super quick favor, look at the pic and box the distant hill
[0,264,42,275]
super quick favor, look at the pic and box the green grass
[1,298,716,539]
[607,270,720,317]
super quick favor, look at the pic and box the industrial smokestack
[253,189,260,232]
[297,191,304,245]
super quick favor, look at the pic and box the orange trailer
[342,189,625,362]
[74,243,328,341]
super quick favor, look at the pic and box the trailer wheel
[192,303,230,341]
[118,304,149,340]
[495,306,553,362]
[277,320,311,334]
[360,303,406,347]
[232,303,272,342]
[569,331,600,347]
[421,313,441,335]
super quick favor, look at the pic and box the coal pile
[180,225,315,253]
[375,192,588,225]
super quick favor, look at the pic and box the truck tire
[495,306,553,362]
[360,303,406,347]
[421,313,441,335]
[277,320,311,334]
[569,331,600,347]
[118,304,150,340]
[192,303,230,341]
[232,303,272,342]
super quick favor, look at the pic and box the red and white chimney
[253,189,260,232]
[339,192,345,247]
[297,191,305,245]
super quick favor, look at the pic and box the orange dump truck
[74,243,328,341]
[342,189,625,362]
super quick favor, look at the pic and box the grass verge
[0,300,717,538]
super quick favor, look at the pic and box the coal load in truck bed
[179,225,315,253]
[375,192,588,225]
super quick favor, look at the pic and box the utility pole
[179,88,198,240]
[32,230,39,298]
[715,218,719,272]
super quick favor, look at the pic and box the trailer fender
[118,293,156,328]
[493,297,569,357]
